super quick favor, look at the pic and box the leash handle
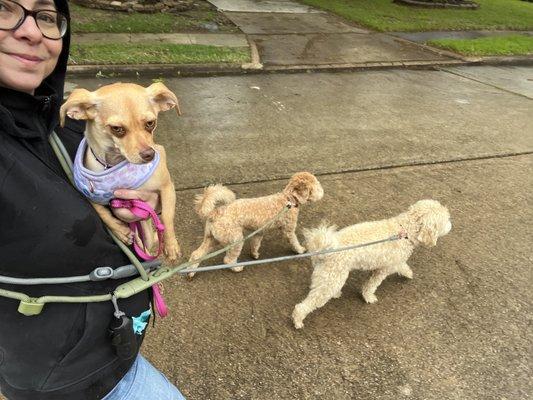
[110,199,169,318]
[152,283,168,318]
[110,199,165,261]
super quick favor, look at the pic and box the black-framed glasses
[0,0,67,40]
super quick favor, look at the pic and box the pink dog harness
[73,138,161,205]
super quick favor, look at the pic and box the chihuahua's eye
[145,120,156,131]
[109,125,126,137]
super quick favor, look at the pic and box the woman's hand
[112,189,161,223]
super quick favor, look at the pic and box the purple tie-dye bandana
[73,138,160,205]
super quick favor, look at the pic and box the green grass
[428,34,533,55]
[298,0,533,31]
[70,3,238,33]
[69,43,250,65]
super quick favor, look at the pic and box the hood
[36,0,71,115]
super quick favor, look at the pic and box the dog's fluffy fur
[292,200,451,329]
[187,172,324,278]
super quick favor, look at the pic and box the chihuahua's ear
[146,82,181,116]
[60,89,98,127]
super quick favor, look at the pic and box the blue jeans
[103,355,186,400]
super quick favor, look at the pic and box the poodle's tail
[194,184,236,219]
[303,223,340,259]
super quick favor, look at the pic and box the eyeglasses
[0,0,67,40]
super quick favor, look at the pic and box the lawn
[70,3,239,34]
[428,34,533,56]
[297,0,533,31]
[69,43,250,65]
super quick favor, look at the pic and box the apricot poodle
[187,172,324,278]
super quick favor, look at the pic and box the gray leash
[0,260,161,285]
[179,233,406,275]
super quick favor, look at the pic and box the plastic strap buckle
[18,299,44,316]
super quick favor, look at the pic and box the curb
[388,35,533,67]
[389,35,469,61]
[67,63,247,78]
[460,55,533,67]
[262,59,468,73]
[66,56,533,78]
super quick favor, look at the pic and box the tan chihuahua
[60,82,181,262]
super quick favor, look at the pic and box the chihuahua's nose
[139,148,155,162]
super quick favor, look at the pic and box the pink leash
[110,199,168,318]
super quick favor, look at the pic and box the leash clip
[109,293,138,361]
[111,294,125,319]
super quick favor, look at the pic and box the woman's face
[0,0,63,94]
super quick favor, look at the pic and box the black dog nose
[139,148,155,162]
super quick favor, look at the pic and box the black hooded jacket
[0,2,151,399]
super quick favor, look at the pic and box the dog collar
[285,194,299,208]
[399,223,418,246]
[73,138,160,205]
[398,224,409,240]
[89,146,113,170]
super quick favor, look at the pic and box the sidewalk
[63,66,533,399]
[74,32,249,47]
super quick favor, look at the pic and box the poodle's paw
[231,266,244,273]
[185,262,199,280]
[293,245,306,254]
[398,268,413,279]
[251,251,260,260]
[333,291,342,299]
[363,292,378,304]
[292,305,305,329]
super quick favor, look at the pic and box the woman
[0,0,185,398]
